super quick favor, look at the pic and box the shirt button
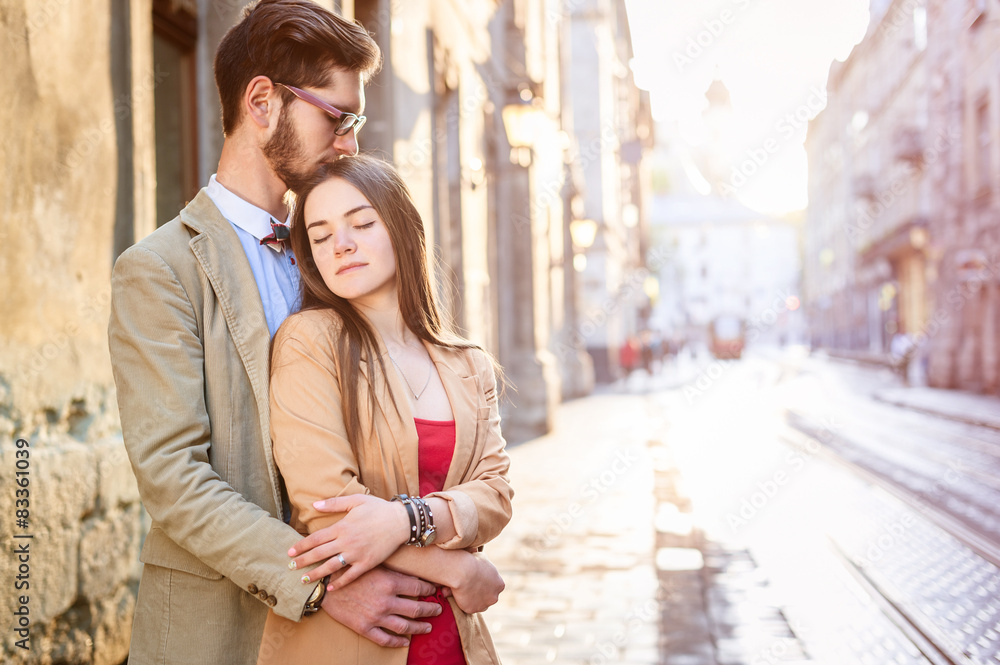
[267,595,277,607]
[247,584,259,594]
[258,590,269,601]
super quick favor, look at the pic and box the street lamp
[502,99,545,167]
[570,218,598,249]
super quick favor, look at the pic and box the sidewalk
[485,383,811,664]
[874,385,1000,431]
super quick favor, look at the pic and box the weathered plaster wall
[0,1,142,663]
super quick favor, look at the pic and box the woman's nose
[332,227,356,254]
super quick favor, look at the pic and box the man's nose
[333,130,359,157]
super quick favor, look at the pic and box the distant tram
[709,315,745,360]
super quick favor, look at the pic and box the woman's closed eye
[354,221,376,230]
[310,234,331,245]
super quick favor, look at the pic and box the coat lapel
[181,190,282,510]
[425,344,478,488]
[366,339,480,494]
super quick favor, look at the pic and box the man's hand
[448,553,505,615]
[321,566,442,648]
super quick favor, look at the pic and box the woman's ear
[244,76,279,129]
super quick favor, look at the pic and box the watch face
[421,527,437,547]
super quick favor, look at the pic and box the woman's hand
[287,494,410,589]
[447,552,505,614]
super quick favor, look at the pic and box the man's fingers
[385,571,437,599]
[388,596,442,620]
[363,627,411,648]
[381,615,433,637]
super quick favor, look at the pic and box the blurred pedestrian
[261,156,511,664]
[620,336,639,380]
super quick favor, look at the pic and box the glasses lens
[335,114,365,136]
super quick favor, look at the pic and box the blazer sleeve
[269,314,370,536]
[426,347,513,550]
[108,245,315,621]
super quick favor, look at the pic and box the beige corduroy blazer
[109,190,316,665]
[258,309,513,665]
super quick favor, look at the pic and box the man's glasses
[274,83,366,136]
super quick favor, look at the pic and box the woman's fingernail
[288,560,297,570]
[301,575,311,584]
[313,500,325,509]
[287,548,296,557]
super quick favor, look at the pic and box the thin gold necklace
[387,352,432,401]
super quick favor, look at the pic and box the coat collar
[179,189,282,510]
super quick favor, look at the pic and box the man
[109,2,441,662]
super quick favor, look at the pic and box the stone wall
[0,1,144,663]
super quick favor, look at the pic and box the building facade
[806,0,1000,392]
[805,0,931,357]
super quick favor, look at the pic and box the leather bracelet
[416,498,436,547]
[391,494,419,545]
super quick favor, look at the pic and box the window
[152,0,198,226]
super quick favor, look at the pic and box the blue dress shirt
[205,174,300,337]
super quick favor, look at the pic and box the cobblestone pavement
[484,348,1000,664]
[486,392,661,665]
[485,367,811,665]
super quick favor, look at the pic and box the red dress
[406,418,467,665]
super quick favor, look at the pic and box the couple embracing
[108,2,512,664]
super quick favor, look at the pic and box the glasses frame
[274,82,367,136]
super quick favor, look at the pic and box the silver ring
[336,553,348,568]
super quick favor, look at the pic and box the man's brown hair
[214,0,382,136]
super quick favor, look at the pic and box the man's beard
[262,110,314,193]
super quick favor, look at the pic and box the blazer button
[266,595,277,607]
[247,584,259,595]
[257,590,269,601]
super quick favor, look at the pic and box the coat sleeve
[426,348,513,550]
[269,314,370,536]
[108,245,315,622]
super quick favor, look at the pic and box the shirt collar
[206,174,290,253]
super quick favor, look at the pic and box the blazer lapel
[181,190,282,509]
[425,344,479,488]
[364,339,421,494]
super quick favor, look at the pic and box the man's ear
[244,76,279,129]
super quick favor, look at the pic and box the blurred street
[486,348,1000,665]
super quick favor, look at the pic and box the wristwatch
[302,576,329,615]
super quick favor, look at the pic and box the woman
[258,155,512,665]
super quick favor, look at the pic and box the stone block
[91,583,135,665]
[94,435,140,509]
[78,504,143,600]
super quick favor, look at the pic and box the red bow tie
[260,221,290,249]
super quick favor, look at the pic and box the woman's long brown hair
[285,154,497,449]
